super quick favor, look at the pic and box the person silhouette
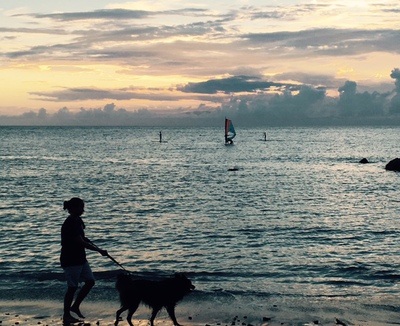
[60,197,108,324]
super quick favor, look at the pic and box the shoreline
[1,298,400,326]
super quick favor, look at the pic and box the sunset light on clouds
[1,0,400,125]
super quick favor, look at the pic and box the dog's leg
[115,305,128,326]
[126,310,134,326]
[166,305,181,326]
[126,302,139,326]
[149,306,162,326]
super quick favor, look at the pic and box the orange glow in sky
[1,0,400,119]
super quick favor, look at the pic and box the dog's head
[174,273,195,292]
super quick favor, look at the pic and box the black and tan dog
[115,273,195,326]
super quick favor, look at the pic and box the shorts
[63,261,95,287]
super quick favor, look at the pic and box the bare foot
[63,314,81,325]
[70,306,85,319]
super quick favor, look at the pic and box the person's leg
[70,262,95,318]
[70,279,94,318]
[63,265,83,323]
[63,286,80,323]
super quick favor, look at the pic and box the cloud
[30,87,185,102]
[28,85,233,105]
[0,27,67,35]
[390,68,400,90]
[1,11,227,62]
[178,76,297,94]
[30,75,300,102]
[19,8,210,22]
[2,2,400,125]
[18,9,151,21]
[1,103,161,126]
[241,28,400,56]
[3,3,400,71]
[338,81,357,95]
[389,68,400,113]
[273,72,339,90]
[2,69,400,127]
[4,24,399,74]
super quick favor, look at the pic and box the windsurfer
[224,118,236,145]
[225,134,233,144]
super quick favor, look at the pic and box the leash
[88,239,131,274]
[106,253,131,274]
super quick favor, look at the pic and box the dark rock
[359,158,369,163]
[385,158,400,171]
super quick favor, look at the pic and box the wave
[2,262,400,302]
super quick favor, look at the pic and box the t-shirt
[60,216,87,267]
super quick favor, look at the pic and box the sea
[1,125,400,325]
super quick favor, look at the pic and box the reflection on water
[1,126,400,302]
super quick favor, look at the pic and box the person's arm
[74,235,108,256]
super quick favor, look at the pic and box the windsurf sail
[225,118,236,144]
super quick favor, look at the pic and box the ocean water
[1,126,400,324]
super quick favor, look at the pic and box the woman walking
[60,197,108,324]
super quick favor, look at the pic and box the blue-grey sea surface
[1,126,400,323]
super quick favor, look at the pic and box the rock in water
[385,158,400,171]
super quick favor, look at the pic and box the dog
[115,273,195,326]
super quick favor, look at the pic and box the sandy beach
[1,298,400,326]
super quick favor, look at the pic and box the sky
[1,0,400,125]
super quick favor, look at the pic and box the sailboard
[225,118,236,145]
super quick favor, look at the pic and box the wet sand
[1,299,400,326]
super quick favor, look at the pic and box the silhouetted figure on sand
[60,197,108,324]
